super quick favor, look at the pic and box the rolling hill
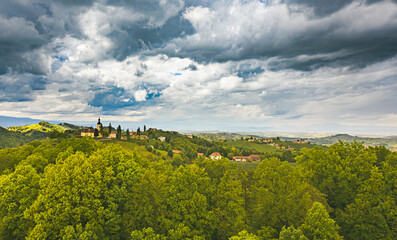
[0,126,48,148]
[7,121,77,133]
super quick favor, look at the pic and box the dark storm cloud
[157,0,397,70]
[108,15,194,61]
[0,15,48,74]
[283,0,397,16]
[0,73,48,102]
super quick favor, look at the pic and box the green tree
[296,141,376,209]
[94,128,99,137]
[166,165,216,238]
[144,125,146,132]
[126,128,130,140]
[0,165,40,239]
[337,168,396,240]
[131,227,166,240]
[108,123,112,135]
[250,158,326,231]
[300,202,342,240]
[25,144,144,239]
[279,226,307,240]
[137,127,141,136]
[229,230,259,240]
[116,125,122,139]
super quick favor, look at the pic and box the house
[81,129,95,137]
[81,117,103,137]
[210,152,222,160]
[233,156,248,162]
[197,153,204,157]
[248,155,260,161]
[158,136,166,142]
[108,131,117,138]
[186,135,193,139]
[248,139,255,142]
[172,150,181,154]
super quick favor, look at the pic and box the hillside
[225,140,277,153]
[0,126,48,148]
[7,121,74,133]
[310,134,397,150]
[194,132,261,140]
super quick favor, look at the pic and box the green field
[236,161,261,171]
[225,140,277,153]
[7,121,72,133]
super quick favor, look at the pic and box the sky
[1,0,397,135]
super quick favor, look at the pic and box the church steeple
[97,117,102,131]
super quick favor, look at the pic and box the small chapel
[81,117,103,137]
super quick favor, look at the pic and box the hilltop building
[81,129,96,137]
[81,117,103,137]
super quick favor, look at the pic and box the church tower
[97,117,102,131]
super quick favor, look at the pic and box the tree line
[0,137,395,239]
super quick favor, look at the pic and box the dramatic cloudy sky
[1,0,397,134]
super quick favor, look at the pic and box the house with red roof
[210,152,222,160]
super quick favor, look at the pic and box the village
[79,118,312,163]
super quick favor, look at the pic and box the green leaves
[300,202,342,240]
[0,138,396,239]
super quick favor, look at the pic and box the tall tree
[108,123,112,135]
[300,202,342,240]
[250,158,326,231]
[137,127,141,136]
[116,125,122,139]
[126,128,130,140]
[0,165,40,239]
[144,125,146,132]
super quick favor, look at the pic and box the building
[158,136,166,142]
[186,134,193,138]
[81,129,95,137]
[81,117,102,137]
[108,131,117,138]
[172,150,181,154]
[232,155,260,161]
[96,117,102,132]
[233,156,248,162]
[210,152,222,160]
[197,153,204,157]
[248,154,260,161]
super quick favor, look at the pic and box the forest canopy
[0,137,395,239]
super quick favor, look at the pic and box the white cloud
[134,89,147,102]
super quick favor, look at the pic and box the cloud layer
[0,0,397,134]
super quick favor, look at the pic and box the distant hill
[0,126,48,148]
[0,115,46,128]
[194,132,261,140]
[310,134,397,150]
[7,121,75,133]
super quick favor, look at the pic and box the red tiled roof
[210,152,221,156]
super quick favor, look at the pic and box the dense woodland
[0,136,396,239]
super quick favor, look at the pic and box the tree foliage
[0,138,395,239]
